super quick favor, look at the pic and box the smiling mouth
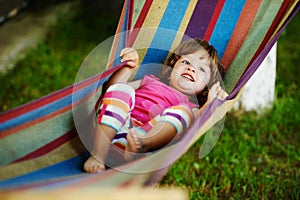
[181,73,195,82]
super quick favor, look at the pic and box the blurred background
[0,1,299,199]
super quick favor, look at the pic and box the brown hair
[159,38,225,106]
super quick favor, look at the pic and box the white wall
[233,43,277,114]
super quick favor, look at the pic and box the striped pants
[96,83,194,149]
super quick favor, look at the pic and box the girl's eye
[198,67,206,73]
[182,60,190,65]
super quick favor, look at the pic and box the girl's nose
[187,66,195,73]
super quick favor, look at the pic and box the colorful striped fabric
[0,0,299,192]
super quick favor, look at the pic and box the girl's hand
[194,82,228,119]
[207,82,228,102]
[120,47,139,69]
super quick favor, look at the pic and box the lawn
[0,1,299,199]
[160,13,300,199]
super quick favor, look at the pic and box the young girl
[84,38,228,173]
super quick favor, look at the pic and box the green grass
[0,2,299,199]
[160,13,300,199]
[161,109,300,199]
[0,0,121,111]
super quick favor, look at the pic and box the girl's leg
[124,121,177,161]
[124,104,194,160]
[84,124,117,173]
[84,83,135,173]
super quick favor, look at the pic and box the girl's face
[169,49,211,96]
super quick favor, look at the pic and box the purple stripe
[172,99,223,157]
[164,112,187,130]
[114,133,127,140]
[184,0,218,39]
[104,111,126,125]
[146,98,224,186]
[151,5,300,186]
[153,3,300,180]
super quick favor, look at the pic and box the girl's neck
[168,83,198,105]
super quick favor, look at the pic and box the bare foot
[124,130,143,161]
[83,156,105,173]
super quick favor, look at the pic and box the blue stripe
[209,0,246,58]
[0,152,89,190]
[0,79,105,131]
[135,0,190,79]
[112,0,131,67]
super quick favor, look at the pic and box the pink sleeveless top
[131,75,198,123]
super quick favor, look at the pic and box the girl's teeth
[182,74,194,81]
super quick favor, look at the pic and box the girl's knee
[97,83,135,131]
[158,104,194,134]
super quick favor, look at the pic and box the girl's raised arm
[103,47,140,92]
[193,82,228,118]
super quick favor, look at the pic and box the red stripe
[133,0,153,29]
[221,0,262,69]
[203,0,225,41]
[108,0,128,65]
[233,1,290,86]
[127,0,134,32]
[128,0,153,47]
[0,104,72,140]
[0,81,97,139]
[248,0,290,68]
[0,75,107,139]
[0,64,125,140]
[124,0,134,47]
[0,81,94,139]
[113,142,126,150]
[0,63,125,124]
[0,86,73,124]
[12,130,78,163]
[97,104,107,123]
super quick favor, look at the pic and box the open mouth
[181,73,195,82]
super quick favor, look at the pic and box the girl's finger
[126,61,136,67]
[119,48,127,57]
[216,88,228,100]
[120,47,135,56]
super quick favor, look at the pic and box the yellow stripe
[102,99,130,113]
[269,0,299,42]
[0,110,74,165]
[132,0,146,27]
[149,117,157,126]
[168,0,199,59]
[132,0,171,63]
[0,136,85,180]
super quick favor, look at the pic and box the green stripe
[0,110,74,166]
[132,0,146,28]
[224,0,283,93]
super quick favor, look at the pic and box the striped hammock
[0,0,299,192]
